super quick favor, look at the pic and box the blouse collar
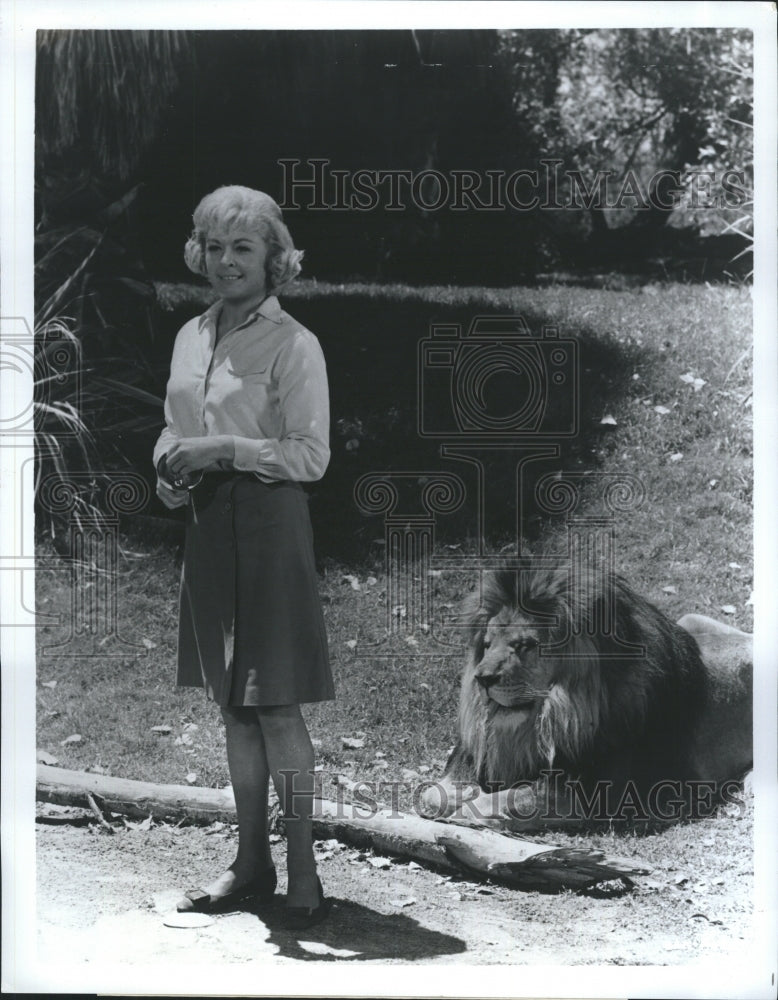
[199,294,284,331]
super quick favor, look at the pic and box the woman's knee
[256,703,305,736]
[221,705,261,728]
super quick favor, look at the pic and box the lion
[419,565,752,830]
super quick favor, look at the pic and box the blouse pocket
[229,366,271,381]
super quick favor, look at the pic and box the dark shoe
[283,877,331,931]
[177,866,277,914]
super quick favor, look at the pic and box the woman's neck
[218,293,269,336]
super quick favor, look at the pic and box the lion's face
[470,607,553,712]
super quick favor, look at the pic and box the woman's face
[204,227,269,305]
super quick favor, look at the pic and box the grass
[36,277,752,832]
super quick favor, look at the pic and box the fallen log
[36,764,650,892]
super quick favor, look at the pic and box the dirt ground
[35,814,755,971]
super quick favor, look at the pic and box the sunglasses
[157,455,204,493]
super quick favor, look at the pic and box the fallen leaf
[37,750,59,766]
[419,622,431,634]
[41,680,57,689]
[298,941,360,958]
[407,861,422,871]
[389,897,417,907]
[342,737,365,750]
[728,562,741,570]
[402,769,420,781]
[669,453,684,462]
[345,639,358,650]
[405,636,418,647]
[367,856,391,869]
[151,725,172,735]
[185,772,198,784]
[372,760,388,770]
[680,372,707,392]
[419,682,430,691]
[599,414,617,426]
[392,605,407,619]
[366,576,378,586]
[654,405,671,415]
[86,764,108,775]
[141,638,157,650]
[720,605,736,615]
[418,764,431,774]
[662,585,677,595]
[60,734,83,746]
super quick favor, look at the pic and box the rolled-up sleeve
[232,330,330,482]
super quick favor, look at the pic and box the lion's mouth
[487,686,537,709]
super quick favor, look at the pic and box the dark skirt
[177,473,334,706]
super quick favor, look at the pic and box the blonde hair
[183,185,303,293]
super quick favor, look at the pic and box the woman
[153,186,333,929]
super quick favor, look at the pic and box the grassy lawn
[36,277,752,822]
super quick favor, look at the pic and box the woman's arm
[231,330,330,482]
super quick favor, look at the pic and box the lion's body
[422,566,752,829]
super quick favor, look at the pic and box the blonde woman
[154,186,333,929]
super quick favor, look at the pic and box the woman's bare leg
[222,706,274,877]
[257,703,320,909]
[181,706,273,902]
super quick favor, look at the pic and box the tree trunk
[36,764,651,893]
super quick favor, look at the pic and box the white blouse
[153,295,330,482]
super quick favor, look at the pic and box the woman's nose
[221,247,235,266]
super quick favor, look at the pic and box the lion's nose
[475,671,499,689]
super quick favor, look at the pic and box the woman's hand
[156,479,190,509]
[165,437,234,479]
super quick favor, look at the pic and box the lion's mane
[451,564,709,798]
